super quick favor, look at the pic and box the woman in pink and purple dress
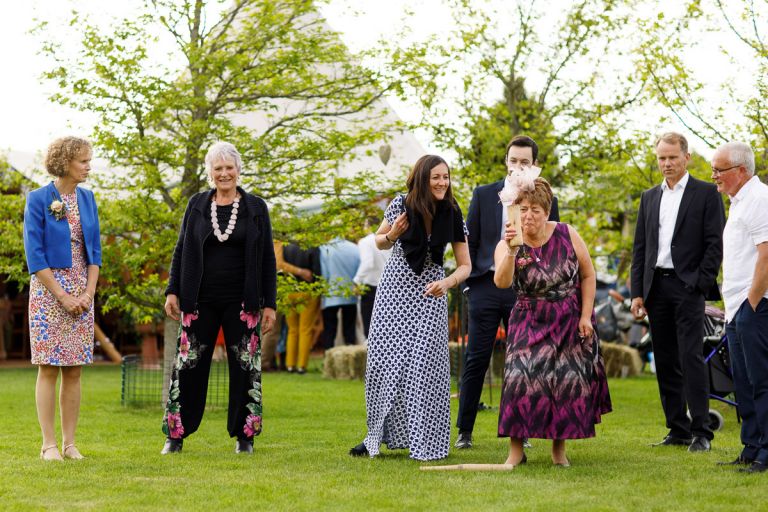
[493,177,611,467]
[23,136,101,461]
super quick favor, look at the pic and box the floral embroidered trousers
[163,301,263,441]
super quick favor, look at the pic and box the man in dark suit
[631,132,725,453]
[455,135,559,449]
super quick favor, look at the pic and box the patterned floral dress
[498,223,611,439]
[29,192,94,366]
[362,195,467,461]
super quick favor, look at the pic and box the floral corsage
[48,193,67,221]
[515,246,539,269]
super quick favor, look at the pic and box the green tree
[0,158,32,287]
[413,0,652,276]
[632,0,768,174]
[35,0,423,322]
[408,0,639,204]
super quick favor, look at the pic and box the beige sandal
[62,443,85,460]
[40,445,62,461]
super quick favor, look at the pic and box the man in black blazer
[455,135,559,449]
[631,132,725,453]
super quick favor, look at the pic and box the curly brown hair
[45,136,92,177]
[514,177,553,214]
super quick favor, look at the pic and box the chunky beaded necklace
[211,194,240,242]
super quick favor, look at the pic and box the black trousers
[163,301,262,441]
[360,286,377,339]
[646,271,712,440]
[322,304,357,349]
[456,272,517,433]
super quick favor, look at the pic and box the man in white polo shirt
[712,141,768,474]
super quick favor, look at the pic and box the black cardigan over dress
[165,187,277,313]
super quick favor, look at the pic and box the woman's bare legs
[504,437,526,465]
[551,439,568,465]
[36,365,63,460]
[60,366,84,459]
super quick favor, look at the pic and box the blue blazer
[23,181,102,274]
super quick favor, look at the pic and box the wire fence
[120,354,229,409]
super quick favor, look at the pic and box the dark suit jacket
[466,179,560,280]
[631,175,725,302]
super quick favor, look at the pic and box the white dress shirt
[656,172,690,269]
[353,233,391,287]
[722,176,768,322]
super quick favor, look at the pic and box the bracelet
[449,275,458,287]
[83,292,93,302]
[385,234,395,244]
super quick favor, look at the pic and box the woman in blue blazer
[22,136,101,461]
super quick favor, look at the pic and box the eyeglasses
[711,164,740,176]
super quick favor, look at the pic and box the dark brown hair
[405,154,454,223]
[45,136,92,177]
[505,135,539,162]
[514,177,553,214]
[655,132,688,154]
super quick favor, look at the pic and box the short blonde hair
[514,177,553,214]
[44,136,92,178]
[655,132,689,154]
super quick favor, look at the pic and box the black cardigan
[165,187,277,313]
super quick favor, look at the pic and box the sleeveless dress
[362,195,467,461]
[498,222,611,439]
[29,192,94,366]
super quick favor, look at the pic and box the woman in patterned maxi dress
[23,137,101,460]
[494,178,611,467]
[349,155,471,461]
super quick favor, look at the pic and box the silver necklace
[211,195,240,242]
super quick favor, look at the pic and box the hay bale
[323,345,368,380]
[600,341,643,378]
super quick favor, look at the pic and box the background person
[162,141,277,455]
[23,136,101,461]
[631,132,725,452]
[319,238,360,349]
[350,154,471,461]
[283,242,320,373]
[354,214,391,339]
[493,177,611,467]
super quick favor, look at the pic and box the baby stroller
[699,305,738,432]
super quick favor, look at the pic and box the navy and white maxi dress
[362,195,466,461]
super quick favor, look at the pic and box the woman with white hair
[161,141,277,455]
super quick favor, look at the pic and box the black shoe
[454,431,472,449]
[235,438,253,454]
[161,438,183,454]
[523,438,532,449]
[717,455,754,466]
[651,435,693,447]
[349,442,368,457]
[739,461,768,474]
[296,367,307,375]
[688,436,711,453]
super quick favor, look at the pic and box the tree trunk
[162,317,180,405]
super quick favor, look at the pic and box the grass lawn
[0,361,760,511]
